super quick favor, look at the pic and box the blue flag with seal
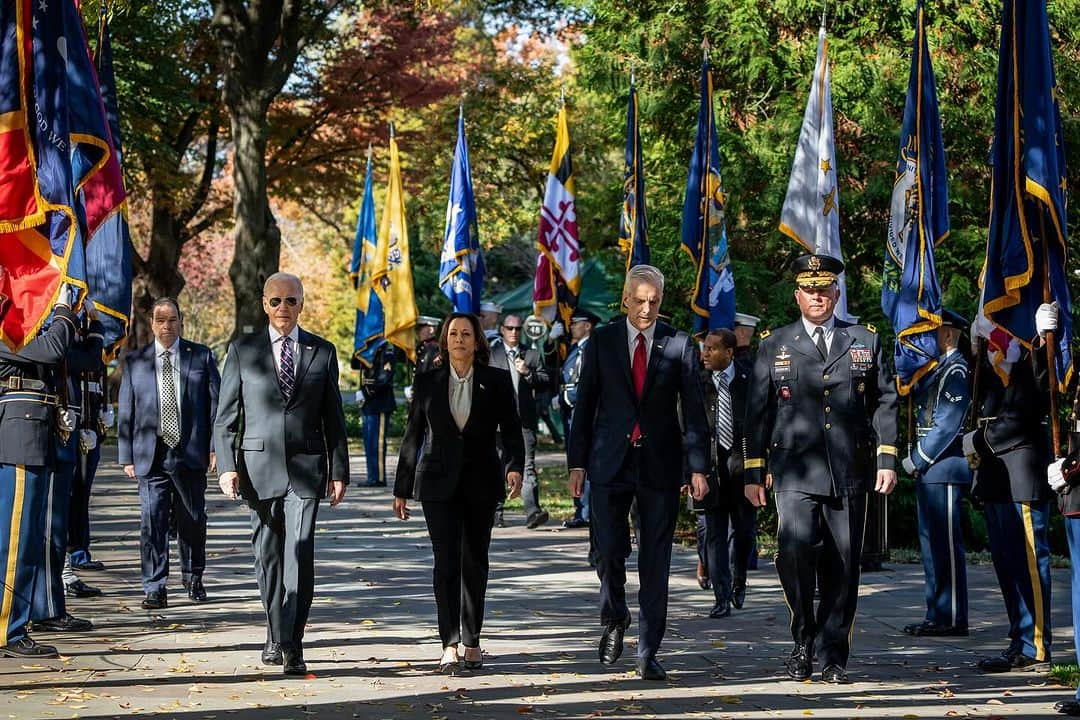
[882,0,947,396]
[439,108,484,313]
[681,59,734,336]
[351,150,384,369]
[618,80,649,271]
[977,0,1072,390]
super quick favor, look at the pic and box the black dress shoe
[33,613,92,632]
[785,643,813,680]
[1056,699,1080,716]
[977,646,1046,672]
[186,578,208,602]
[65,580,102,598]
[732,581,746,609]
[599,612,631,665]
[0,636,58,658]
[902,621,968,637]
[70,559,105,571]
[526,509,550,529]
[141,590,167,610]
[262,641,283,666]
[637,657,666,681]
[283,647,307,675]
[562,517,588,529]
[821,664,851,684]
[708,603,731,619]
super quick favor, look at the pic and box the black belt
[1,376,46,392]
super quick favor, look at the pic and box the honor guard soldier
[0,292,79,658]
[415,316,442,376]
[964,302,1057,672]
[560,310,599,532]
[730,311,762,578]
[732,312,761,368]
[31,315,106,632]
[743,254,898,684]
[1047,392,1080,717]
[357,340,398,487]
[901,309,972,637]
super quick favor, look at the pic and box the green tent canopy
[489,258,621,323]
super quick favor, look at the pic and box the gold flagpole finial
[701,37,711,62]
[630,67,636,87]
[821,0,828,29]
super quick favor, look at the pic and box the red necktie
[631,333,647,442]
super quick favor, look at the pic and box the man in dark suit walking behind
[568,264,709,681]
[215,272,349,676]
[118,298,220,610]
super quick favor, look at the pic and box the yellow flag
[372,135,417,362]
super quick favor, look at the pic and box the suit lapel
[430,366,454,431]
[290,329,318,403]
[178,339,192,422]
[254,332,283,407]
[825,324,855,369]
[641,330,670,399]
[616,320,634,396]
[461,365,484,434]
[790,325,822,361]
[141,343,161,422]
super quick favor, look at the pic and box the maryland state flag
[882,0,947,396]
[0,0,87,350]
[976,0,1072,390]
[86,5,132,359]
[533,103,581,327]
[779,23,849,321]
[371,132,417,363]
[682,60,734,337]
[350,149,384,369]
[618,81,648,271]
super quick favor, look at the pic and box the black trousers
[137,440,207,593]
[774,490,866,668]
[590,447,679,661]
[696,498,753,606]
[249,488,320,648]
[422,491,498,648]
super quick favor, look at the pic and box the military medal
[780,386,792,399]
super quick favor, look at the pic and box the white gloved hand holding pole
[1048,458,1067,493]
[1035,302,1059,338]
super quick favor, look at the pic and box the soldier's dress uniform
[561,330,591,525]
[67,319,107,572]
[744,255,898,679]
[905,344,971,635]
[1049,401,1080,717]
[30,322,104,628]
[359,342,397,487]
[0,305,78,657]
[968,347,1052,670]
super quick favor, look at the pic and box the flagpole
[389,121,395,139]
[821,0,828,28]
[1038,212,1062,457]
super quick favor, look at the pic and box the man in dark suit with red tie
[568,264,709,681]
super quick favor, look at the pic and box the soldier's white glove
[79,428,98,452]
[551,396,560,411]
[354,390,366,408]
[969,320,980,354]
[403,385,414,403]
[549,321,565,340]
[1035,302,1059,337]
[98,403,114,428]
[58,408,77,433]
[1048,458,1068,493]
[901,455,917,475]
[962,431,977,458]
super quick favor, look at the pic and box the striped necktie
[714,372,733,451]
[279,336,295,401]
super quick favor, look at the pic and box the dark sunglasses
[267,296,299,308]
[503,325,522,331]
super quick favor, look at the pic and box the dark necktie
[279,336,295,401]
[714,372,733,451]
[631,333,646,442]
[160,350,180,448]
[814,326,828,360]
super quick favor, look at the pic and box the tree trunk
[227,106,280,338]
[127,206,188,350]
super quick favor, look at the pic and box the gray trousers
[521,428,539,519]
[249,488,320,648]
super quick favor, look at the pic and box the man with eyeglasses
[490,314,550,529]
[215,272,349,675]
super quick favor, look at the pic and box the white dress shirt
[503,342,522,395]
[625,318,656,366]
[269,325,301,374]
[713,362,736,388]
[801,316,837,354]
[154,338,182,430]
[448,363,473,430]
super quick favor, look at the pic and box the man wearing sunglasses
[489,314,550,529]
[215,272,349,676]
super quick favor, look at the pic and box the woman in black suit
[394,312,524,674]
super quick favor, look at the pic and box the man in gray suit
[215,272,349,676]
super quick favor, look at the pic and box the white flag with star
[779,24,849,320]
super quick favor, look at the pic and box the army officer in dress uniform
[0,290,79,658]
[901,309,972,637]
[743,254,898,684]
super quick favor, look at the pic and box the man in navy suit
[118,298,220,609]
[568,264,709,681]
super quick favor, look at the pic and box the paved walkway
[3,449,1077,719]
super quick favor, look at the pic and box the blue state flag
[681,60,734,337]
[978,0,1072,390]
[618,82,649,271]
[439,110,484,313]
[351,151,384,368]
[882,0,947,396]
